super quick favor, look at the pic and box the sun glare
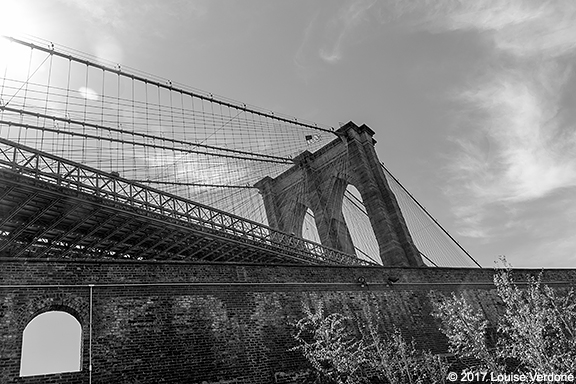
[0,2,38,75]
[0,2,33,37]
[0,0,38,36]
[0,36,35,80]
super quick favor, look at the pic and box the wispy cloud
[57,0,125,28]
[290,0,576,246]
[57,0,208,29]
[319,0,377,63]
[294,0,377,67]
[435,1,576,58]
[56,0,208,64]
[376,0,576,57]
[454,64,576,203]
[293,12,320,79]
[381,0,576,239]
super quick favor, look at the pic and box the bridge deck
[0,139,373,265]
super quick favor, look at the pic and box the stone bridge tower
[255,121,424,267]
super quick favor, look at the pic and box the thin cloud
[291,0,576,242]
[57,0,125,28]
[56,0,208,65]
[381,0,576,238]
[293,12,320,76]
[293,0,377,69]
[441,1,576,58]
[318,0,377,64]
[57,0,208,29]
[93,35,124,64]
[454,65,576,203]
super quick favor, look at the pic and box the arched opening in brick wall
[20,311,82,377]
[301,207,321,244]
[342,184,380,264]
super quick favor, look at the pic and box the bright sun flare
[0,1,35,37]
[0,2,40,78]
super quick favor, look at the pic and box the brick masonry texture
[1,259,575,383]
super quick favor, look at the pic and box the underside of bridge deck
[0,169,365,265]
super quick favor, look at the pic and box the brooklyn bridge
[0,35,479,269]
[0,35,492,383]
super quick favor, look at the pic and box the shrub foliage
[292,301,447,383]
[292,259,576,383]
[432,259,576,376]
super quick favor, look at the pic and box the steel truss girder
[0,192,39,228]
[198,242,232,261]
[138,229,189,260]
[58,213,120,258]
[118,225,166,258]
[11,203,85,258]
[153,233,197,260]
[0,197,62,252]
[86,218,136,254]
[34,208,103,258]
[0,138,375,265]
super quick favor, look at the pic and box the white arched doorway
[20,311,82,376]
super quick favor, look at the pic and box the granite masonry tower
[255,122,424,267]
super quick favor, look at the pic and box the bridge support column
[255,122,424,267]
[293,151,356,255]
[339,123,423,267]
[254,176,307,237]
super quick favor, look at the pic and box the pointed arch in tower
[255,121,424,267]
[301,207,321,244]
[342,184,380,264]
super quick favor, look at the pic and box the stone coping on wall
[1,258,575,288]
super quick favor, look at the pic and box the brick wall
[1,259,574,383]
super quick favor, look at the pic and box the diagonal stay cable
[380,161,482,268]
[150,108,247,177]
[129,180,256,189]
[198,109,244,145]
[3,52,51,107]
[0,106,292,164]
[0,119,290,165]
[3,36,335,134]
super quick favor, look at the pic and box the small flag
[305,134,320,144]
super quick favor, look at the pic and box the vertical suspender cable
[64,58,72,155]
[82,64,89,164]
[88,284,94,384]
[42,52,54,153]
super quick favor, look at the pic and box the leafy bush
[293,259,576,383]
[292,259,576,383]
[292,301,448,384]
[431,258,576,376]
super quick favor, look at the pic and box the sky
[1,0,576,268]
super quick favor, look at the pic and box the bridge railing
[0,137,375,266]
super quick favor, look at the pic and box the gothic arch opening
[301,207,321,244]
[342,184,380,264]
[20,310,82,377]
